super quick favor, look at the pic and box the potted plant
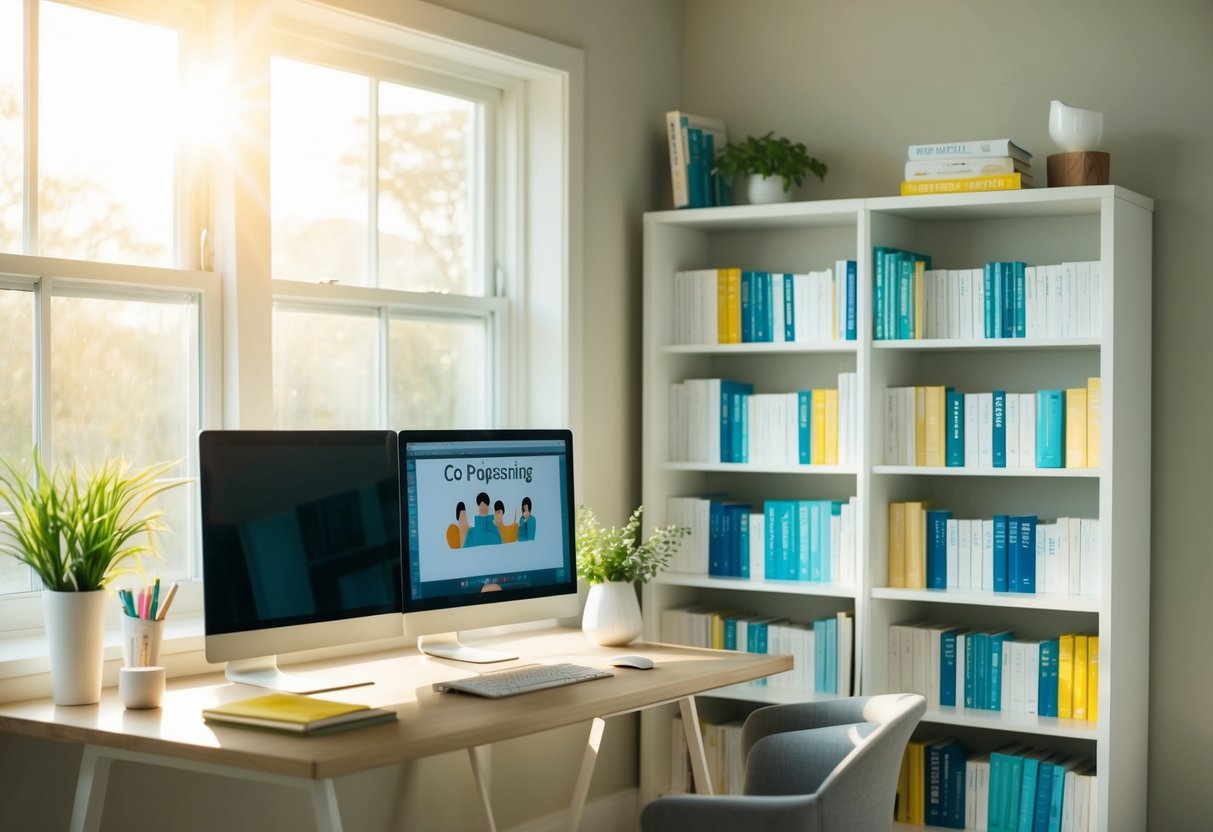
[575,505,688,646]
[0,451,185,704]
[713,130,828,204]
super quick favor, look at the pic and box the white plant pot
[582,581,643,646]
[746,173,793,205]
[43,589,107,705]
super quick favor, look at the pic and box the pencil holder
[121,615,165,667]
[119,666,165,709]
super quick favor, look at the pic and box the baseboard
[504,787,640,832]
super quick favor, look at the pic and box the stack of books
[900,139,1034,196]
[664,110,731,209]
[202,692,398,735]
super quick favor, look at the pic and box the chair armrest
[640,794,820,832]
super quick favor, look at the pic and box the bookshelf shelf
[639,186,1151,831]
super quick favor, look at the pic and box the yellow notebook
[202,693,397,735]
[1057,634,1075,719]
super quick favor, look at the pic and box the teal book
[946,390,965,467]
[1036,390,1065,467]
[808,500,824,582]
[1014,516,1037,593]
[813,617,828,692]
[798,390,812,464]
[897,256,915,339]
[992,515,1009,592]
[1047,757,1076,832]
[873,247,888,340]
[1007,516,1021,591]
[964,633,978,708]
[797,501,812,581]
[844,260,858,340]
[783,273,796,341]
[926,739,969,829]
[940,628,966,707]
[983,262,998,338]
[734,507,750,579]
[992,390,1007,468]
[823,615,838,693]
[972,631,990,709]
[1016,751,1043,832]
[1031,755,1059,832]
[1038,638,1060,717]
[735,389,750,463]
[740,271,755,342]
[700,131,715,208]
[988,744,1028,832]
[753,272,771,342]
[764,502,779,581]
[926,509,952,589]
[687,127,705,208]
[988,630,1013,711]
[1013,261,1027,338]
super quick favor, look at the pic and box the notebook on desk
[202,692,398,736]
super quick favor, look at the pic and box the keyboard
[433,663,614,699]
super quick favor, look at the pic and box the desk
[0,628,790,831]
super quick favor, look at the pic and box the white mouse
[608,654,654,670]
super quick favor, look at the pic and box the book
[1086,376,1102,467]
[664,111,728,209]
[900,173,1030,196]
[907,139,1033,164]
[905,156,1032,180]
[1036,390,1066,468]
[1065,388,1088,468]
[202,693,398,735]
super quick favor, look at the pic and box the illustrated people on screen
[516,496,536,542]
[446,501,471,549]
[463,491,503,547]
[495,499,519,543]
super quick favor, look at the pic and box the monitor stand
[224,656,373,694]
[417,632,517,664]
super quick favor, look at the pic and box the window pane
[271,58,369,284]
[38,2,177,266]
[388,315,487,429]
[378,82,478,294]
[0,1,22,253]
[50,293,199,580]
[0,288,35,595]
[273,305,379,428]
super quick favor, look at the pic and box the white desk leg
[467,745,498,832]
[567,716,607,832]
[308,777,344,832]
[678,696,714,795]
[71,745,114,832]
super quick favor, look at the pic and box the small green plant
[0,451,186,592]
[575,505,689,584]
[713,131,828,193]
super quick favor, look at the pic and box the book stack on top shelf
[665,110,732,209]
[901,139,1034,196]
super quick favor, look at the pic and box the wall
[679,0,1213,828]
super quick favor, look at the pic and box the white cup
[121,615,165,667]
[119,666,165,709]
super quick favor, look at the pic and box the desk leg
[467,745,498,832]
[678,696,714,795]
[309,777,343,832]
[567,716,607,832]
[71,745,113,832]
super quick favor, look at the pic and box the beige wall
[679,0,1213,828]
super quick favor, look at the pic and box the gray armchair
[640,693,926,832]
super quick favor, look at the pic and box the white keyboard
[433,663,614,698]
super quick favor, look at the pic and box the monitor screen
[199,429,403,691]
[399,429,578,662]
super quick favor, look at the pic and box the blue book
[797,391,812,464]
[740,271,755,343]
[1036,390,1066,468]
[753,272,771,342]
[720,381,754,463]
[926,509,953,589]
[707,501,728,576]
[813,617,828,692]
[964,633,978,708]
[1038,638,1059,717]
[992,515,1010,592]
[927,740,969,828]
[700,131,715,208]
[940,628,966,707]
[783,273,796,341]
[1047,758,1074,832]
[1007,514,1021,591]
[796,501,812,581]
[734,507,751,579]
[1001,262,1015,338]
[983,262,998,338]
[764,502,779,581]
[988,630,1013,712]
[735,390,750,463]
[1016,751,1042,832]
[1032,756,1058,832]
[687,127,705,208]
[988,745,1028,832]
[992,390,1007,468]
[808,501,824,582]
[1012,261,1027,338]
[844,260,858,340]
[873,247,888,340]
[972,631,990,710]
[723,615,738,651]
[946,390,965,467]
[897,256,915,339]
[1013,516,1037,593]
[776,500,797,581]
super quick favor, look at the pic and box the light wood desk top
[0,628,791,781]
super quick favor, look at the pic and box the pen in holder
[121,613,165,667]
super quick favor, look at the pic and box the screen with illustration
[401,430,575,610]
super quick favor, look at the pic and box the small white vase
[43,589,107,705]
[746,173,793,205]
[582,581,643,646]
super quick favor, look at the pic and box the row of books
[660,605,854,696]
[883,380,1101,469]
[889,623,1100,721]
[671,263,858,345]
[666,496,858,585]
[874,254,1102,341]
[670,714,743,795]
[669,373,858,465]
[900,138,1034,197]
[888,503,1100,597]
[897,740,1098,831]
[664,110,730,209]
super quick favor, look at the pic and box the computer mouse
[608,654,654,670]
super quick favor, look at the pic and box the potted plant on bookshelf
[0,451,184,705]
[575,505,688,646]
[713,131,828,204]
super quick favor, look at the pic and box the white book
[885,388,900,465]
[1005,393,1020,468]
[1035,520,1046,594]
[970,269,985,339]
[981,519,995,592]
[1046,263,1064,338]
[964,392,980,467]
[887,624,902,693]
[1080,518,1100,596]
[1023,266,1036,338]
[1076,259,1091,337]
[786,392,799,466]
[1024,640,1040,716]
[1061,261,1077,338]
[771,272,785,343]
[977,392,993,467]
[906,139,1032,163]
[1019,392,1037,468]
[955,632,966,709]
[669,382,686,461]
[1000,640,1014,713]
[975,756,991,831]
[1068,515,1083,595]
[815,270,832,344]
[1061,770,1078,832]
[957,268,973,339]
[837,612,853,696]
[706,379,722,463]
[834,261,847,343]
[947,269,961,339]
[901,386,917,466]
[900,624,916,692]
[946,519,960,589]
[749,512,765,580]
[700,269,718,344]
[912,625,930,699]
[1008,640,1027,713]
[1089,261,1102,337]
[969,519,984,591]
[958,519,972,590]
[793,273,811,342]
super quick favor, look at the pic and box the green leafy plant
[0,451,186,592]
[713,131,828,193]
[575,505,689,584]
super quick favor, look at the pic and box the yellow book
[1065,388,1088,468]
[811,389,828,464]
[913,259,926,339]
[888,501,907,588]
[914,386,927,466]
[907,739,926,824]
[1072,634,1089,720]
[1087,634,1100,723]
[900,172,1028,196]
[709,612,726,649]
[905,501,926,589]
[895,746,911,822]
[723,268,742,344]
[1057,633,1075,719]
[1087,376,1102,467]
[923,385,946,467]
[716,270,730,343]
[824,388,840,465]
[202,693,397,735]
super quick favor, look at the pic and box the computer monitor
[199,430,404,693]
[399,429,579,663]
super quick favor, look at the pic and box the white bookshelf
[639,186,1152,832]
